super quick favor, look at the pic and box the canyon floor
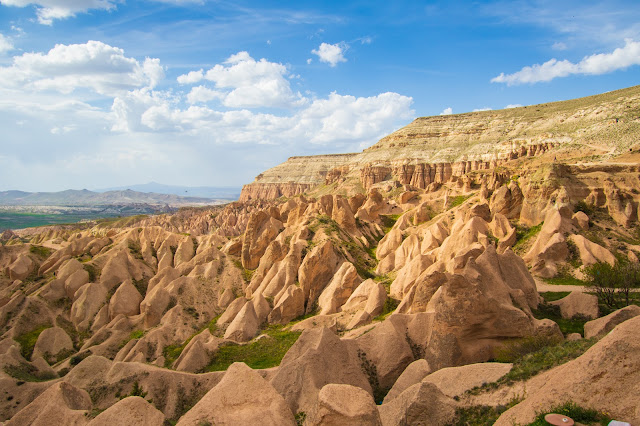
[1,86,640,425]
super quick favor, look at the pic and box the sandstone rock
[550,291,599,319]
[572,211,590,230]
[569,234,615,267]
[421,362,512,398]
[173,329,224,372]
[354,317,414,392]
[100,249,132,290]
[268,285,304,324]
[218,296,247,325]
[7,254,34,281]
[318,262,362,315]
[65,269,90,300]
[252,293,271,325]
[584,305,640,339]
[566,332,582,341]
[218,287,235,309]
[6,382,91,426]
[383,359,432,403]
[224,301,259,342]
[87,396,165,426]
[270,328,372,414]
[309,384,382,426]
[70,282,108,331]
[177,362,295,426]
[377,228,403,260]
[533,318,564,341]
[466,202,491,222]
[377,381,456,426]
[291,315,339,333]
[496,315,640,425]
[341,279,380,312]
[242,210,284,270]
[109,279,143,319]
[32,326,73,362]
[299,240,342,313]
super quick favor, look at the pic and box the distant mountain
[0,189,217,207]
[95,182,241,200]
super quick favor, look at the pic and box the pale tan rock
[550,291,599,319]
[291,315,339,333]
[496,316,640,425]
[270,328,372,414]
[218,288,235,309]
[218,296,248,325]
[173,329,225,372]
[569,234,616,267]
[466,202,491,222]
[100,249,132,290]
[377,228,403,260]
[268,285,304,324]
[318,262,362,315]
[224,301,259,342]
[572,211,590,230]
[242,210,284,270]
[309,384,382,426]
[584,305,640,339]
[383,359,432,403]
[57,258,84,281]
[70,282,108,331]
[421,362,512,397]
[354,317,414,391]
[299,240,342,313]
[177,362,295,426]
[6,382,91,426]
[173,236,195,267]
[65,269,90,299]
[566,332,582,341]
[533,318,564,341]
[341,279,379,312]
[7,254,34,281]
[390,254,433,300]
[377,381,456,426]
[109,279,143,319]
[88,396,165,426]
[252,293,271,325]
[32,326,73,362]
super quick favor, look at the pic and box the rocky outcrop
[6,382,91,426]
[309,384,382,426]
[584,305,640,339]
[377,381,457,426]
[87,396,165,426]
[550,291,599,320]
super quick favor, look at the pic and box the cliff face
[241,85,640,200]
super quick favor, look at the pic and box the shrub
[584,261,640,308]
[527,401,611,426]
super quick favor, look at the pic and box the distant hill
[0,189,217,207]
[95,182,241,200]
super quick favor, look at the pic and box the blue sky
[0,0,639,191]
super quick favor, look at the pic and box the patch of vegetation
[163,316,221,368]
[69,351,91,366]
[119,381,147,399]
[204,326,301,372]
[565,239,581,268]
[448,194,472,209]
[574,200,595,216]
[539,291,571,302]
[373,297,400,321]
[29,245,52,259]
[357,349,385,404]
[513,222,543,252]
[232,259,255,283]
[132,277,148,297]
[584,260,640,309]
[495,338,596,384]
[448,397,522,426]
[83,263,99,282]
[15,325,51,359]
[379,214,401,233]
[533,301,589,336]
[4,362,57,382]
[527,401,611,426]
[542,269,586,287]
[128,240,144,260]
[295,412,307,426]
[494,334,563,363]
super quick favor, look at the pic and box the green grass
[448,398,522,426]
[533,301,589,336]
[379,214,401,233]
[3,362,57,382]
[513,222,543,252]
[204,326,301,372]
[163,316,220,368]
[29,245,52,258]
[14,325,51,360]
[448,194,472,209]
[542,272,586,286]
[373,297,400,321]
[527,401,611,426]
[539,291,571,302]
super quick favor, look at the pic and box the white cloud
[0,0,118,24]
[307,58,312,64]
[186,85,225,104]
[440,107,452,115]
[473,107,492,112]
[0,34,13,54]
[505,104,522,109]
[178,51,305,108]
[552,42,567,51]
[492,39,640,85]
[312,42,347,67]
[177,69,204,84]
[0,40,164,96]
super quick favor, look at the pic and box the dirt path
[535,278,586,293]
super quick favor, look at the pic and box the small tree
[618,262,640,306]
[584,261,640,308]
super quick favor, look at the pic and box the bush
[584,261,640,308]
[527,401,611,426]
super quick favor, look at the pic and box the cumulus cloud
[492,39,640,85]
[0,0,118,24]
[312,42,347,67]
[440,107,453,115]
[473,107,492,112]
[0,34,13,54]
[177,51,305,108]
[552,42,567,51]
[186,86,225,104]
[505,104,522,109]
[0,40,164,96]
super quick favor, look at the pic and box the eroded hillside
[1,86,640,425]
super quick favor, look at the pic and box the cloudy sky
[1,0,639,192]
